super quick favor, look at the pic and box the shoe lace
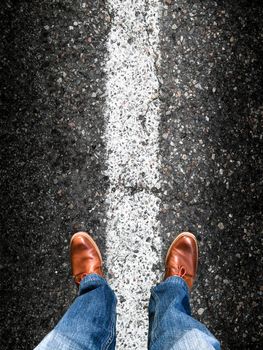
[175,265,186,277]
[166,265,187,278]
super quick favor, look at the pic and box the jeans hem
[152,275,190,295]
[79,273,108,294]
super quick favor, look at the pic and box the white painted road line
[104,1,162,348]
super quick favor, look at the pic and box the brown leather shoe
[164,232,198,289]
[70,231,103,285]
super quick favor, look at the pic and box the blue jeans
[35,274,220,350]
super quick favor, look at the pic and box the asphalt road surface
[0,0,262,349]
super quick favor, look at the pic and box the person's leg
[35,274,116,350]
[148,232,221,350]
[148,276,220,350]
[35,232,117,350]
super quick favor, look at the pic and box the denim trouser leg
[35,274,117,350]
[148,276,221,350]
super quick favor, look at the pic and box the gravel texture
[0,0,262,349]
[0,1,110,348]
[158,1,263,349]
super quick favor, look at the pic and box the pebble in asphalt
[0,0,262,349]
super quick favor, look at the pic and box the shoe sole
[165,231,199,273]
[70,231,103,263]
